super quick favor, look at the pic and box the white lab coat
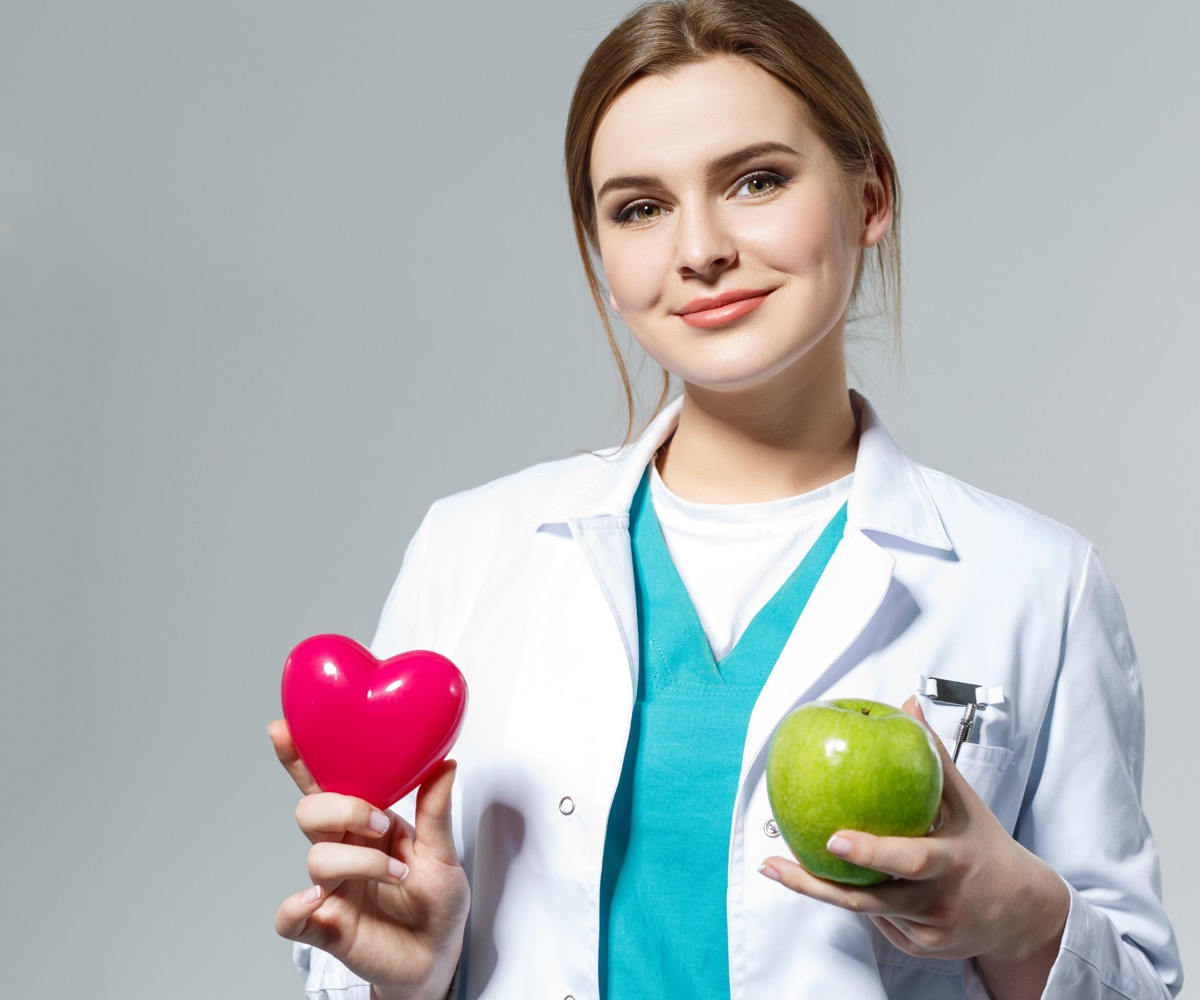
[296,394,1181,999]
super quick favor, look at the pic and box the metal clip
[921,676,1003,763]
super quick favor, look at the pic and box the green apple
[766,698,943,886]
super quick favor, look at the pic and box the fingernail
[757,863,781,882]
[302,885,322,904]
[387,858,409,882]
[826,834,853,857]
[369,811,390,834]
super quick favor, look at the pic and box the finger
[871,914,916,952]
[761,853,955,932]
[393,813,417,842]
[296,792,394,845]
[269,719,321,796]
[388,812,418,863]
[413,759,460,865]
[869,914,942,959]
[758,855,895,916]
[823,828,949,882]
[308,840,410,887]
[274,884,330,943]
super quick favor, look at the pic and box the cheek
[599,234,670,314]
[746,208,843,276]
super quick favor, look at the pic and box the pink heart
[281,634,468,809]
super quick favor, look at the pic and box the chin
[678,347,834,397]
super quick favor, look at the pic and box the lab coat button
[764,818,780,838]
[559,796,575,816]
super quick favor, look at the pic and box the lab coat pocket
[949,743,1015,805]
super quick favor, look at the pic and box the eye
[615,200,666,225]
[733,170,788,198]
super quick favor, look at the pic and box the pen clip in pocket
[919,675,1005,763]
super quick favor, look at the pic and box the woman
[270,1,1181,997]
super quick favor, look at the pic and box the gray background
[2,1,1194,995]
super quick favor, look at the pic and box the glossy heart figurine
[281,634,468,809]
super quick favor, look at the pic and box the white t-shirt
[648,464,853,661]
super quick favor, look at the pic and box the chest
[442,519,1063,1000]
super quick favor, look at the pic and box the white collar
[537,391,953,553]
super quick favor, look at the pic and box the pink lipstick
[676,289,772,329]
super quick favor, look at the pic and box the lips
[676,288,773,329]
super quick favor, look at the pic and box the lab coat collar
[537,391,954,554]
[847,391,953,552]
[536,398,683,524]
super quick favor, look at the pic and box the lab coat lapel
[742,525,896,772]
[741,394,954,771]
[535,399,684,697]
[566,515,639,691]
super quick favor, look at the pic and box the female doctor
[269,1,1181,997]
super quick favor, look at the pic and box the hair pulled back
[564,0,901,438]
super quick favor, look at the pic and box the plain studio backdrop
[1,1,1195,995]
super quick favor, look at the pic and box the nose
[673,204,737,280]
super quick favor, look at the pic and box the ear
[608,288,621,314]
[859,151,894,250]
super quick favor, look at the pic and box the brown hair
[564,0,901,440]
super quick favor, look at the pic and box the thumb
[901,694,948,749]
[269,719,322,797]
[901,695,975,816]
[413,759,460,865]
[901,693,934,729]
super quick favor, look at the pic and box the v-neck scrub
[599,470,849,1000]
[648,463,853,661]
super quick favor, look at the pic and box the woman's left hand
[759,696,1069,999]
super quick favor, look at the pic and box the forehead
[590,56,815,183]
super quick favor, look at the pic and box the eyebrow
[594,141,801,203]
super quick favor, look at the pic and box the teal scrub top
[600,470,848,999]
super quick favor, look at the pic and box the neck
[657,347,858,504]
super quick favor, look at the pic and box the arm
[990,545,1181,998]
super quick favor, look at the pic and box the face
[590,56,890,396]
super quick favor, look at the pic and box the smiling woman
[592,59,886,393]
[268,1,1182,998]
[588,57,884,502]
[566,0,901,439]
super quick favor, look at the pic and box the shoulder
[919,463,1089,556]
[425,449,618,531]
[409,445,637,576]
[422,399,679,537]
[911,461,1107,618]
[852,395,1093,583]
[372,447,631,654]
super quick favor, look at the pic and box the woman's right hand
[270,720,471,1000]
